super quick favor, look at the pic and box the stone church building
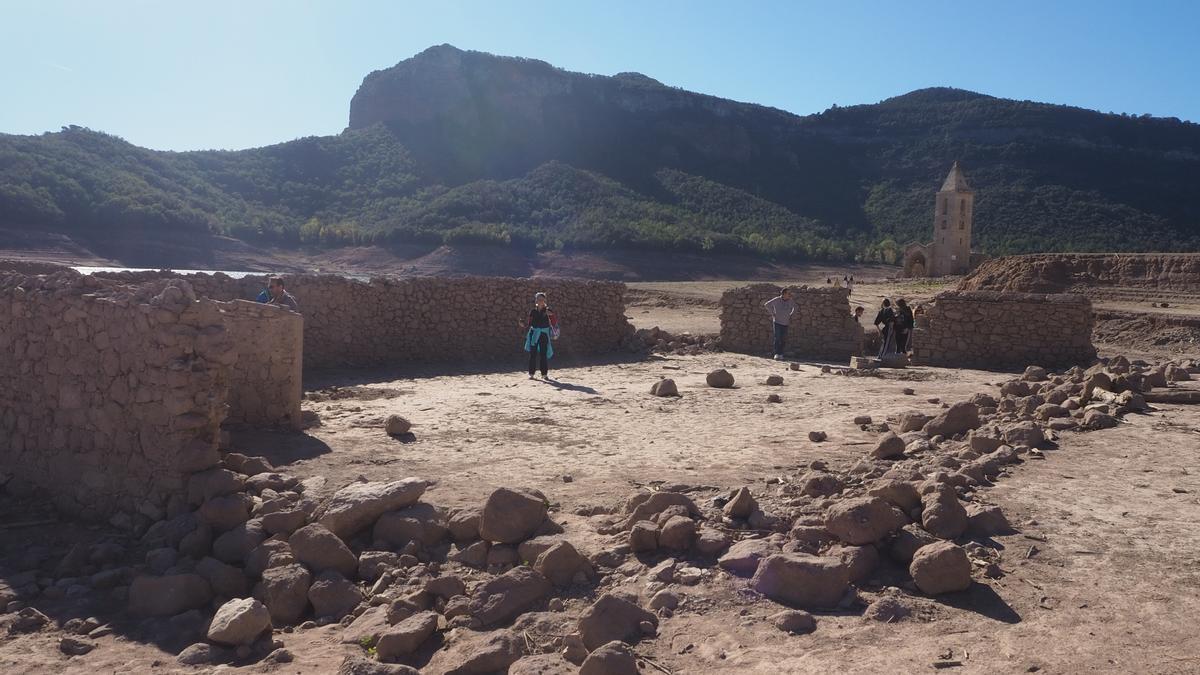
[903,162,980,277]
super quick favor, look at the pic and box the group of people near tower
[764,287,918,361]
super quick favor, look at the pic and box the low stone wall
[94,271,633,370]
[217,300,304,430]
[719,284,863,360]
[911,290,1096,369]
[0,272,231,518]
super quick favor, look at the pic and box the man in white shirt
[764,288,797,360]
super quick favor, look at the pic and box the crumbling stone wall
[94,271,633,370]
[911,291,1096,369]
[216,300,303,430]
[719,284,863,359]
[961,253,1200,293]
[0,271,231,518]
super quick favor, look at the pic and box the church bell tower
[932,162,974,276]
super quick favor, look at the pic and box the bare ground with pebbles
[2,348,1200,673]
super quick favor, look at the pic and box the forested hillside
[2,45,1198,266]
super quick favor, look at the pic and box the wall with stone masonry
[719,284,863,360]
[93,271,634,370]
[0,271,232,518]
[216,300,304,430]
[911,290,1096,369]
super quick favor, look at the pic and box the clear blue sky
[3,0,1197,151]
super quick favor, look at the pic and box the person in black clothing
[519,292,555,379]
[873,298,896,358]
[894,299,914,354]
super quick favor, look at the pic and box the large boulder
[384,415,412,436]
[657,515,696,550]
[316,479,428,540]
[619,491,700,529]
[923,402,980,438]
[966,503,1013,536]
[207,597,271,646]
[706,369,735,388]
[866,480,921,513]
[212,519,267,564]
[750,554,849,609]
[338,655,420,675]
[1002,422,1045,447]
[723,487,757,519]
[128,574,212,617]
[909,541,972,595]
[577,593,657,650]
[198,492,254,531]
[889,524,940,564]
[196,556,249,598]
[376,611,439,662]
[467,567,552,626]
[289,524,358,577]
[439,629,525,674]
[479,488,548,544]
[254,564,312,625]
[824,497,907,545]
[448,508,483,543]
[898,412,931,433]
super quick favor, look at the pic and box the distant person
[873,298,897,358]
[520,292,556,379]
[764,287,797,360]
[894,299,915,353]
[852,306,865,322]
[266,276,299,312]
[256,286,269,303]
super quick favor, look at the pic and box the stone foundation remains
[911,290,1096,369]
[960,253,1200,293]
[0,272,231,517]
[95,272,633,370]
[217,300,304,430]
[719,284,863,360]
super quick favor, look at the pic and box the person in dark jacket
[873,299,896,358]
[894,299,915,353]
[520,292,555,379]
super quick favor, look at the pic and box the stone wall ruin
[94,272,634,371]
[216,300,304,430]
[0,272,231,517]
[911,290,1096,369]
[719,284,863,360]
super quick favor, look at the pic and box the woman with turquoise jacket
[520,292,557,379]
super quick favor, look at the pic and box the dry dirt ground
[3,343,1199,673]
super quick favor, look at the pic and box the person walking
[894,299,915,354]
[520,292,555,379]
[873,298,897,359]
[764,287,797,360]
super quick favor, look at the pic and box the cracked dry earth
[3,350,1200,674]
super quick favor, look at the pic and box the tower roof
[939,162,973,192]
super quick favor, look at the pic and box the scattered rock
[921,485,969,540]
[534,541,591,587]
[650,379,679,397]
[853,415,873,425]
[967,503,1014,536]
[767,393,783,403]
[384,415,412,435]
[316,478,428,540]
[337,654,421,675]
[308,571,363,620]
[468,567,552,627]
[580,640,639,675]
[59,636,95,656]
[290,524,359,577]
[750,554,849,609]
[578,593,657,650]
[207,597,272,646]
[807,431,827,443]
[177,642,226,666]
[898,412,932,433]
[480,487,549,544]
[765,375,784,386]
[128,574,212,617]
[718,538,776,576]
[824,497,908,545]
[871,432,907,460]
[770,609,816,634]
[658,516,697,550]
[448,508,483,543]
[910,540,973,595]
[377,611,438,662]
[889,524,940,564]
[374,503,449,548]
[923,402,980,438]
[724,487,757,518]
[439,629,525,674]
[254,563,312,625]
[863,595,912,622]
[706,369,735,388]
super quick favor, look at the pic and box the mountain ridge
[1,44,1198,269]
